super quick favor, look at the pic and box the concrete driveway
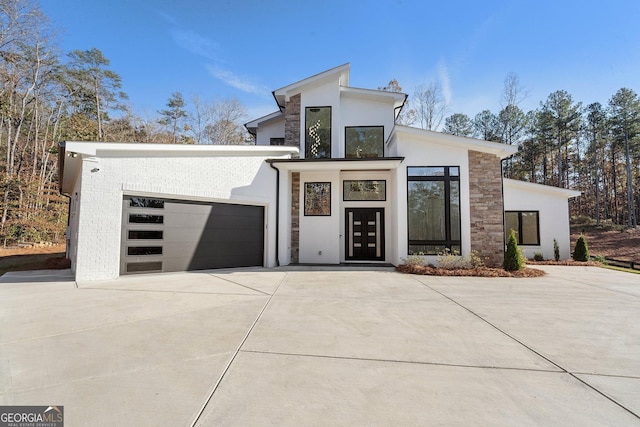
[0,266,639,426]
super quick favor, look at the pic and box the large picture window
[505,211,540,245]
[305,107,331,158]
[345,126,384,158]
[407,166,461,255]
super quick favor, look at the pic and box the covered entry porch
[267,157,403,266]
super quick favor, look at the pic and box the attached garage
[120,196,265,275]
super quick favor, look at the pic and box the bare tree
[413,82,448,131]
[501,72,528,109]
[203,97,248,144]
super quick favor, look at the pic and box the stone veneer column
[285,94,301,150]
[468,150,505,267]
[290,172,300,263]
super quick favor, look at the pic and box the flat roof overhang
[266,157,404,172]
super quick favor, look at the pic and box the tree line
[2,0,637,246]
[0,0,249,245]
[384,74,640,229]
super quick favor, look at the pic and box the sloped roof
[391,126,519,159]
[244,111,284,136]
[504,178,581,198]
[272,63,350,108]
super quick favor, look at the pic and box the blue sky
[41,0,640,124]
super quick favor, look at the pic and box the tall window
[305,107,331,158]
[407,166,461,255]
[345,126,384,158]
[505,211,540,245]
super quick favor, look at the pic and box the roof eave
[273,63,350,106]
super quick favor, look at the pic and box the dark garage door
[121,196,264,275]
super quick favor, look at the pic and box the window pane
[129,198,164,208]
[304,182,331,216]
[343,180,386,201]
[129,214,164,224]
[449,167,460,177]
[270,137,284,146]
[305,107,331,158]
[408,167,445,177]
[408,181,446,241]
[128,230,163,240]
[505,212,519,243]
[345,127,383,158]
[128,246,163,256]
[450,181,460,240]
[521,212,539,245]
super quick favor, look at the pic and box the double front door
[345,208,385,261]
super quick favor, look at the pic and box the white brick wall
[73,153,282,281]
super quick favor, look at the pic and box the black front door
[345,208,385,261]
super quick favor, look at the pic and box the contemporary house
[59,64,579,281]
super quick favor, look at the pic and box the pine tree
[573,235,590,262]
[504,229,524,271]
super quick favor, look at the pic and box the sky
[40,0,640,125]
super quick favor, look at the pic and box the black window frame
[305,106,332,159]
[344,126,384,158]
[505,211,540,246]
[304,182,331,216]
[407,166,461,255]
[343,180,387,201]
[270,137,285,146]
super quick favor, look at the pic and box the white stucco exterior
[503,178,580,260]
[61,64,581,281]
[61,143,297,281]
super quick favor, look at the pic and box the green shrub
[573,235,590,261]
[553,238,560,261]
[593,254,607,264]
[533,252,544,261]
[504,229,524,271]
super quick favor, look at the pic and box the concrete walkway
[0,266,639,426]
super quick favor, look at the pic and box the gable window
[505,211,540,245]
[305,107,331,158]
[270,137,285,146]
[345,126,384,158]
[407,166,461,255]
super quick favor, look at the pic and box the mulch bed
[396,264,547,278]
[398,258,601,277]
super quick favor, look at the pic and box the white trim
[63,141,298,157]
[245,111,284,131]
[504,178,581,198]
[391,126,518,158]
[273,63,350,105]
[269,158,403,172]
[340,86,406,108]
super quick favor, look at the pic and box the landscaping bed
[396,264,547,278]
